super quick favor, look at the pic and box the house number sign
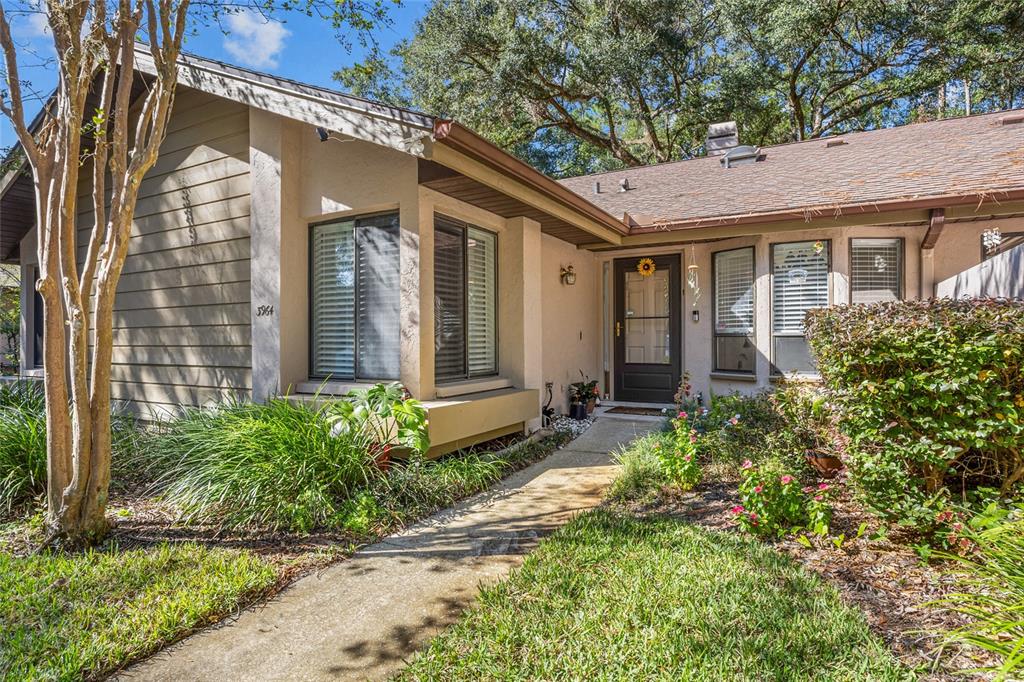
[256,305,275,317]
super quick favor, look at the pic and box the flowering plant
[657,410,701,490]
[733,461,832,537]
[568,374,599,404]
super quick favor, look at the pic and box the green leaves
[806,299,1024,532]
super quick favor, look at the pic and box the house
[2,50,1023,454]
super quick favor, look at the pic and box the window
[982,231,1024,261]
[434,215,497,381]
[310,213,400,380]
[850,238,903,303]
[712,247,755,373]
[771,240,830,375]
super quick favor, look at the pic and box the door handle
[615,322,622,337]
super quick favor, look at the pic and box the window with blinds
[434,215,498,381]
[310,213,400,380]
[850,238,902,303]
[771,240,829,374]
[713,247,755,373]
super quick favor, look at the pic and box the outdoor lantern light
[560,265,577,286]
[691,309,700,323]
[316,126,330,142]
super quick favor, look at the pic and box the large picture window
[310,212,400,381]
[771,240,830,375]
[434,215,497,381]
[712,247,755,373]
[850,238,902,303]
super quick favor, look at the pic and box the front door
[613,255,681,403]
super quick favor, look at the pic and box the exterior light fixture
[560,265,576,286]
[316,126,330,142]
[691,309,700,323]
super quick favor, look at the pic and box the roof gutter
[628,187,1024,234]
[432,120,629,237]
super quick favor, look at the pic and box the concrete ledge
[435,376,512,398]
[423,388,539,457]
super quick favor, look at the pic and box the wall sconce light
[560,265,576,286]
[691,309,700,323]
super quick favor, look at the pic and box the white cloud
[223,10,290,69]
[11,9,50,39]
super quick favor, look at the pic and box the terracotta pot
[806,451,843,478]
[586,398,597,415]
[569,402,588,420]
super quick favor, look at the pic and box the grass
[606,431,670,503]
[141,398,384,532]
[0,542,275,680]
[397,508,912,681]
[0,381,46,514]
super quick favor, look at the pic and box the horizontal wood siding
[79,89,252,416]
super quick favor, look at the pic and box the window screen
[713,247,755,373]
[850,238,902,303]
[771,241,829,374]
[311,213,400,380]
[434,216,498,381]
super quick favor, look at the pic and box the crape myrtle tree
[0,0,392,547]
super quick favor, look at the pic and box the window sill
[294,380,386,396]
[769,373,822,384]
[710,371,758,383]
[435,377,511,398]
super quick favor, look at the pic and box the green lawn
[397,508,913,681]
[0,542,275,680]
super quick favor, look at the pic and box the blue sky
[0,1,431,148]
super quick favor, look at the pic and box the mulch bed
[621,472,998,680]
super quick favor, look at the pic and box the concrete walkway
[121,416,656,682]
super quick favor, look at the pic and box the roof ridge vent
[999,113,1024,126]
[720,145,762,168]
[825,138,847,148]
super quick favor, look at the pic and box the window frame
[307,210,401,382]
[433,213,499,383]
[847,237,904,304]
[711,245,756,375]
[769,238,832,376]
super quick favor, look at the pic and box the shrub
[607,433,670,502]
[146,388,429,532]
[370,453,504,521]
[732,458,832,537]
[807,299,1024,529]
[933,519,1024,679]
[0,381,139,513]
[0,381,46,513]
[662,411,701,490]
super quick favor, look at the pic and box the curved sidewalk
[120,416,656,681]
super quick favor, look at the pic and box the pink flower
[741,460,753,470]
[753,485,763,494]
[689,433,698,444]
[802,486,815,494]
[683,454,692,462]
[748,512,759,524]
[814,495,824,502]
[818,483,830,491]
[780,475,794,485]
[730,505,745,515]
[728,417,739,426]
[678,411,687,419]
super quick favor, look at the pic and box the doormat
[604,406,667,416]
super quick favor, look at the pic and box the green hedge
[807,299,1024,525]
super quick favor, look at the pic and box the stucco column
[500,216,543,430]
[920,247,936,299]
[17,227,38,373]
[249,109,303,400]
[400,194,433,399]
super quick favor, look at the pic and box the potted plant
[568,374,599,419]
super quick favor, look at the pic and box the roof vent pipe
[619,178,631,192]
[706,121,739,157]
[593,181,601,194]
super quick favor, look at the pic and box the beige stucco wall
[931,216,1024,284]
[540,234,602,415]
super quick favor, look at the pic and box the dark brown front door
[613,255,681,403]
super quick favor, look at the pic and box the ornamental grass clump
[0,381,46,513]
[807,299,1024,532]
[145,385,429,533]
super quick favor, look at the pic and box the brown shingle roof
[559,109,1024,231]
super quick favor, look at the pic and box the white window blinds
[714,248,754,334]
[772,241,829,334]
[434,216,498,381]
[467,227,497,377]
[850,238,902,304]
[311,214,400,381]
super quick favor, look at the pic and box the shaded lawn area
[397,508,914,681]
[0,543,275,680]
